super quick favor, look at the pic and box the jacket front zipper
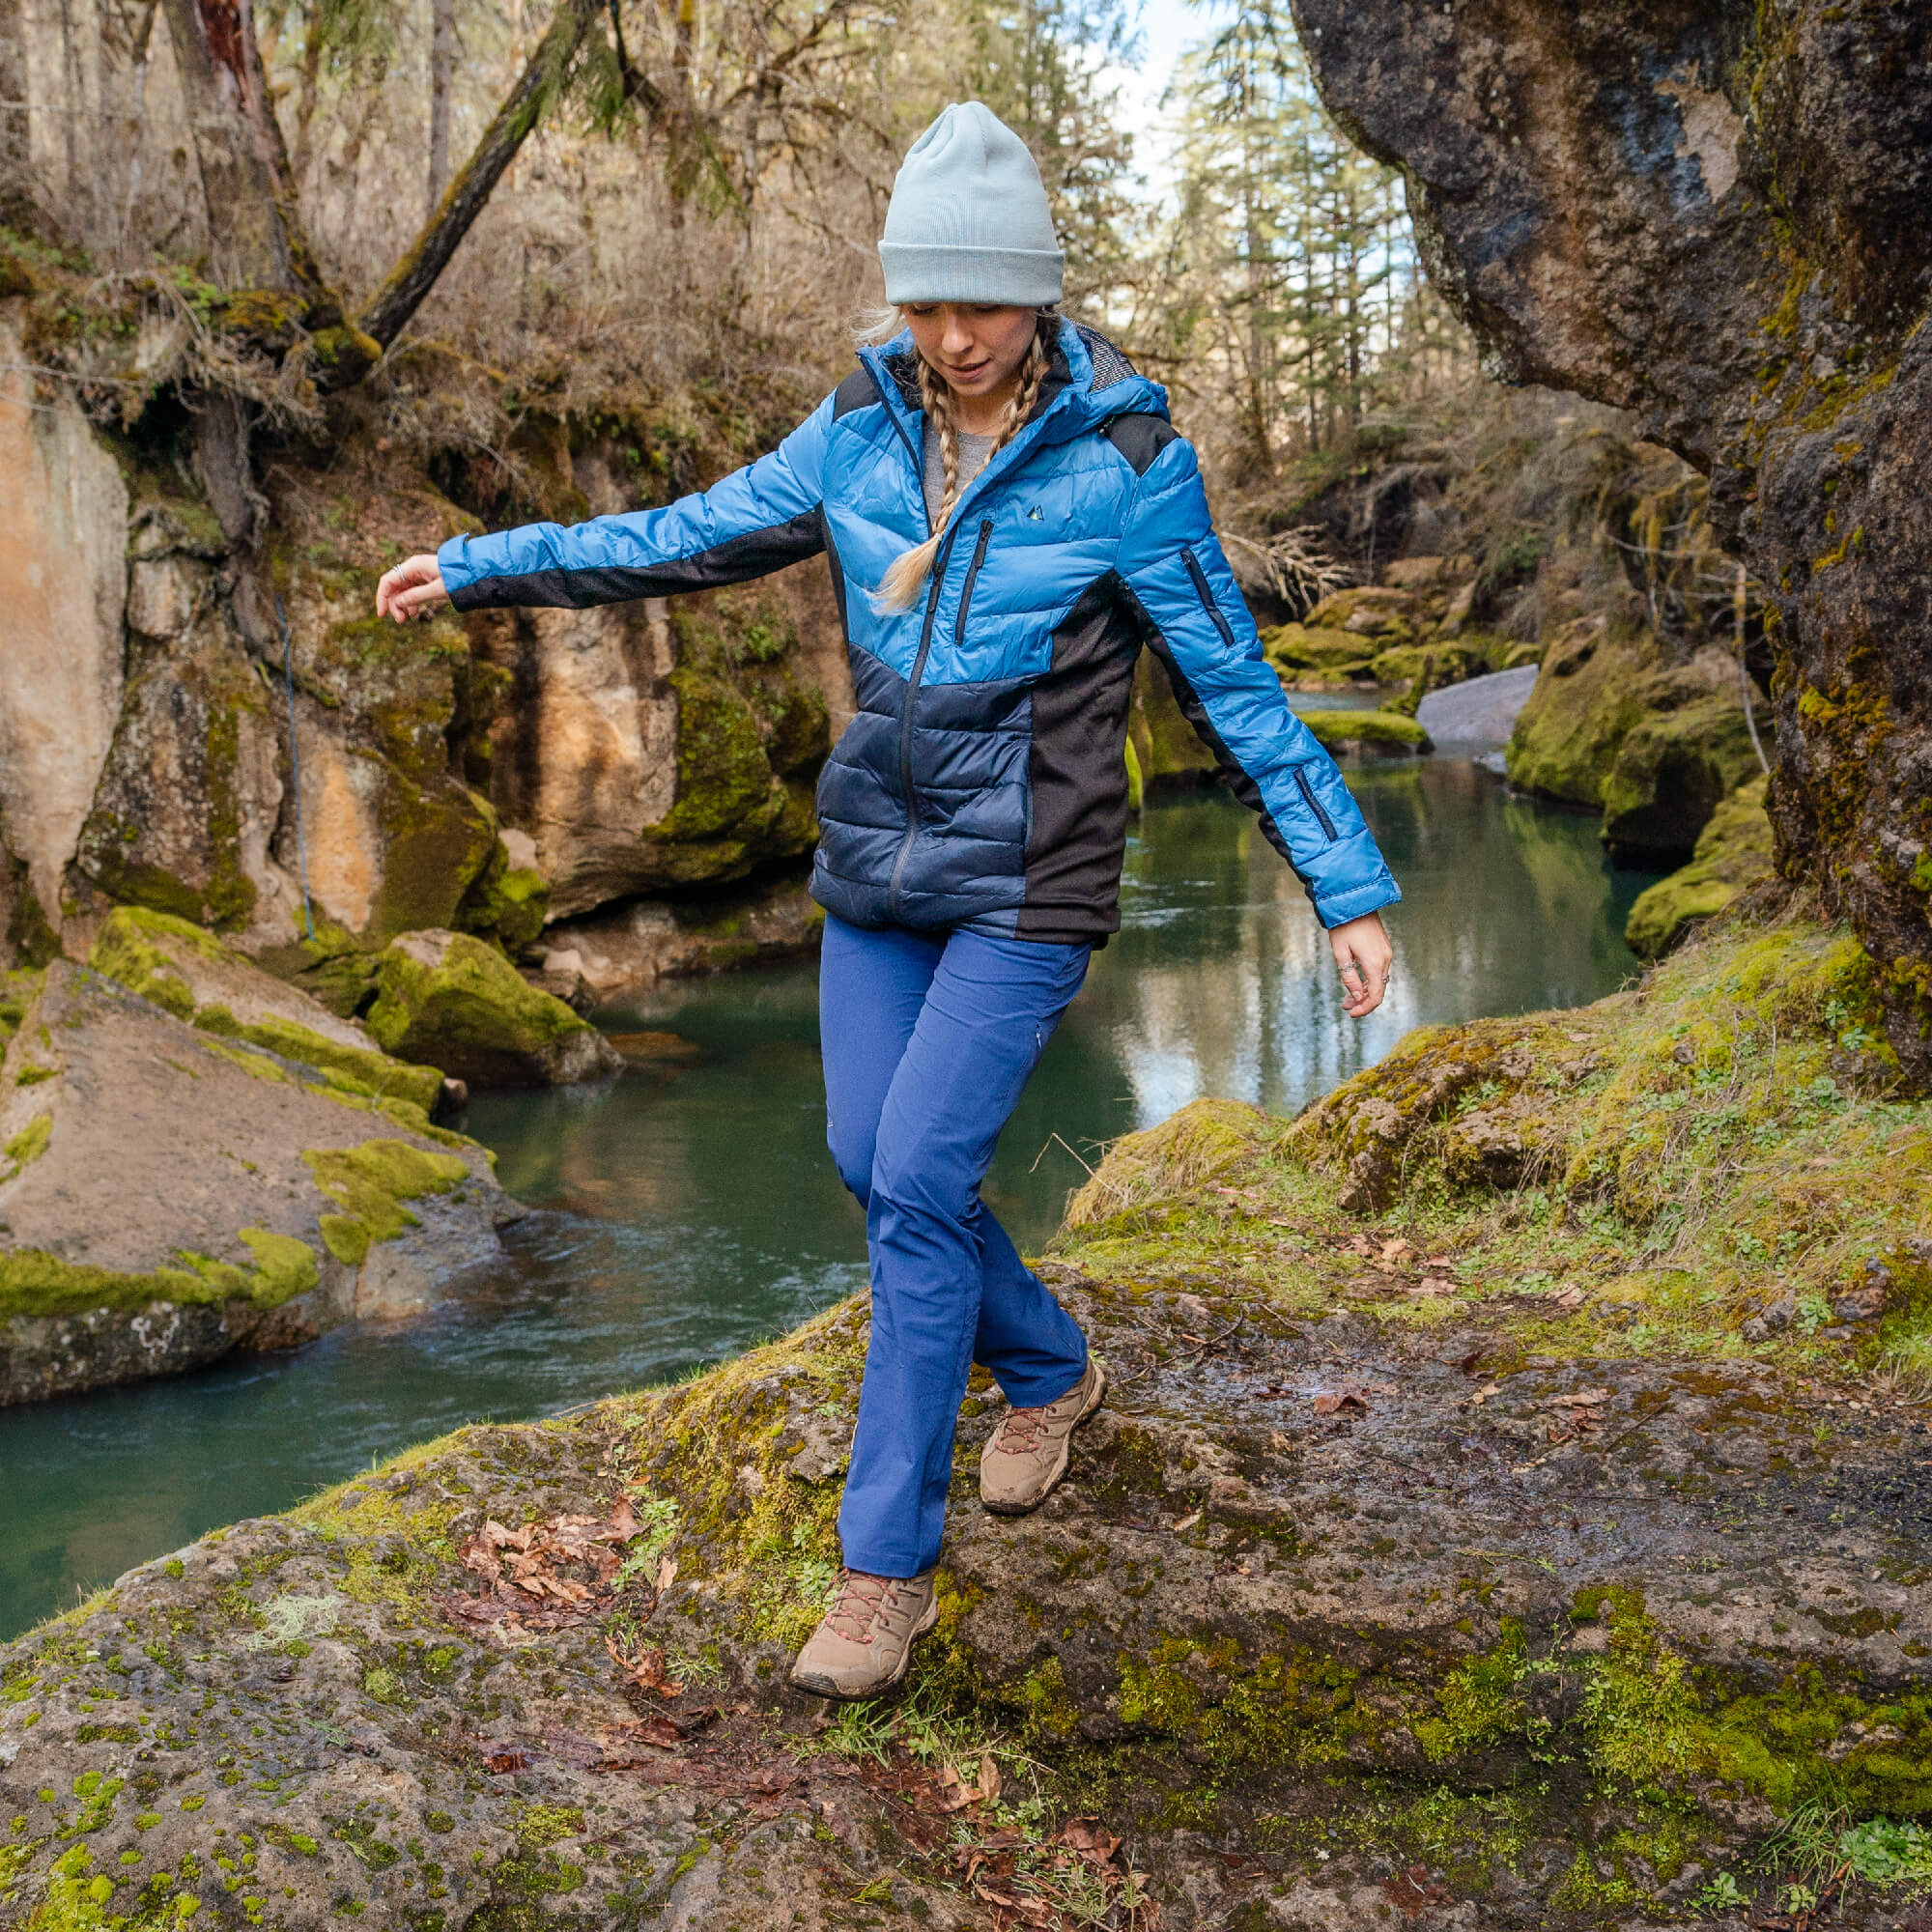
[885,520,967,919]
[1181,547,1238,650]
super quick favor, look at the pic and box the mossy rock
[1504,620,1646,810]
[1259,622,1379,676]
[1302,585,1421,639]
[87,906,445,1118]
[1600,689,1763,860]
[362,928,621,1089]
[1130,654,1220,794]
[0,961,504,1401]
[1296,708,1433,756]
[0,967,43,1049]
[1506,625,1761,857]
[1625,777,1776,960]
[457,853,551,956]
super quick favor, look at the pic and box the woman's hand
[376,554,449,623]
[1329,912,1392,1018]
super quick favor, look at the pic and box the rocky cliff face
[0,281,846,1002]
[1290,0,1932,1076]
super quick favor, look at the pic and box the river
[0,749,1644,1639]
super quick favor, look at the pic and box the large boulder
[1296,707,1433,757]
[465,580,827,920]
[0,327,129,959]
[362,928,622,1088]
[2,916,1926,1927]
[0,962,514,1405]
[74,509,298,947]
[1506,620,1762,858]
[1290,0,1932,1076]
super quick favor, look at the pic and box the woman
[377,100,1400,1699]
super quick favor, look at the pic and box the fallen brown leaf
[1313,1390,1369,1416]
[606,1637,685,1699]
[1548,1387,1613,1408]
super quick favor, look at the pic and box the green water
[0,760,1642,1639]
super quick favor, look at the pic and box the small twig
[1031,1132,1094,1178]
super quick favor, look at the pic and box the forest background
[4,0,1467,535]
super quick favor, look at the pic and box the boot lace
[993,1405,1048,1456]
[824,1569,893,1644]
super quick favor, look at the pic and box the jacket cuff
[1313,871,1402,930]
[437,533,478,599]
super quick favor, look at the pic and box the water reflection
[0,761,1641,1638]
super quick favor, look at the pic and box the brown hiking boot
[787,1568,938,1700]
[980,1357,1106,1516]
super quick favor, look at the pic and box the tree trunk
[427,0,455,215]
[157,0,317,295]
[349,0,602,365]
[0,0,29,226]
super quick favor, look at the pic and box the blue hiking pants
[820,913,1094,1577]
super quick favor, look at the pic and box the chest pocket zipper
[956,520,994,646]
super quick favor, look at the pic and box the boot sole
[980,1361,1107,1517]
[788,1592,940,1703]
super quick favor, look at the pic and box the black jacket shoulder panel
[1101,412,1179,477]
[833,366,882,418]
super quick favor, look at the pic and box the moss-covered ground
[5,909,1930,1928]
[1059,908,1927,1384]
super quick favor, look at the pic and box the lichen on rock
[1506,621,1760,859]
[1625,775,1776,959]
[87,905,447,1118]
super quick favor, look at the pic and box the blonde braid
[989,325,1051,461]
[876,316,1054,611]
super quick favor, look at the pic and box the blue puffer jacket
[440,322,1401,944]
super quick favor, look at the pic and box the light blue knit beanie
[878,102,1065,306]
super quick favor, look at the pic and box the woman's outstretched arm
[377,390,837,622]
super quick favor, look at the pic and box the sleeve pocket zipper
[1181,547,1239,650]
[1294,766,1338,841]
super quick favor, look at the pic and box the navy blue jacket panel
[439,323,1402,942]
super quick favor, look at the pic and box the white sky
[1108,0,1225,206]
